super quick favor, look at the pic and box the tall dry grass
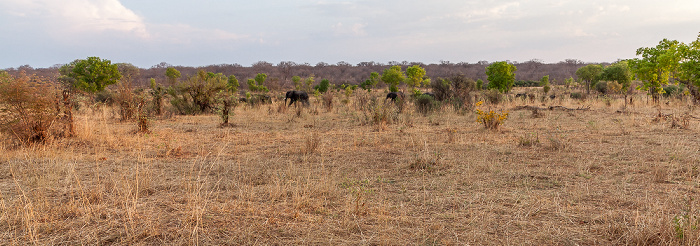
[1,88,699,245]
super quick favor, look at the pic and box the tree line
[4,59,601,92]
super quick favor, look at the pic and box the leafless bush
[322,92,334,112]
[0,71,63,144]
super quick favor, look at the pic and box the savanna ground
[1,88,699,245]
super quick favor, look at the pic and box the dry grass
[1,89,700,245]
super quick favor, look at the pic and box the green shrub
[514,80,540,87]
[415,94,439,116]
[570,92,585,100]
[663,85,681,97]
[315,79,331,93]
[595,81,608,94]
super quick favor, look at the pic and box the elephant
[385,92,405,102]
[285,90,310,106]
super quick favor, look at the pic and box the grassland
[1,89,699,245]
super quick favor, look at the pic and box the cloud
[332,22,368,37]
[1,0,148,39]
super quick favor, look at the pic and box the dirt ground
[1,90,699,245]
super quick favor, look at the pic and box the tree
[217,74,240,125]
[575,64,603,94]
[360,72,380,91]
[169,70,227,114]
[381,65,405,92]
[303,75,315,92]
[629,39,682,104]
[540,75,551,94]
[58,56,121,93]
[149,78,167,116]
[247,73,269,92]
[227,75,240,93]
[676,35,700,103]
[600,61,633,107]
[165,67,181,85]
[292,76,302,90]
[405,65,430,89]
[315,79,331,93]
[486,61,517,93]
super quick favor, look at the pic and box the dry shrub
[671,113,690,129]
[302,132,320,155]
[113,82,137,121]
[277,101,288,113]
[353,90,372,111]
[410,149,443,172]
[483,88,503,104]
[546,133,567,151]
[322,92,334,112]
[0,71,63,145]
[518,132,540,147]
[136,100,150,134]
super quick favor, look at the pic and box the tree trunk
[62,90,74,137]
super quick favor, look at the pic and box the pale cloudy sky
[1,0,699,69]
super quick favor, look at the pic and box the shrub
[451,75,475,110]
[415,94,439,116]
[322,92,334,112]
[430,78,451,101]
[596,81,608,94]
[0,71,63,144]
[570,92,586,100]
[314,79,331,93]
[514,80,540,87]
[483,88,502,104]
[475,101,508,130]
[168,70,227,115]
[663,85,681,97]
[607,81,622,94]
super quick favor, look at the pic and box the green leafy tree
[540,75,551,94]
[169,70,227,114]
[600,61,633,93]
[629,39,682,104]
[59,56,121,93]
[292,76,302,90]
[360,72,380,91]
[575,64,603,94]
[247,73,269,92]
[227,75,240,93]
[315,79,331,93]
[381,65,405,92]
[564,77,574,89]
[405,65,431,89]
[485,61,517,93]
[216,75,240,125]
[165,67,181,85]
[675,35,700,102]
[476,79,484,90]
[303,75,315,92]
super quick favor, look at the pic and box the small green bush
[595,81,608,94]
[415,94,439,115]
[570,92,585,100]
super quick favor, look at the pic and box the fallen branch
[512,105,591,112]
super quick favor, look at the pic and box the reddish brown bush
[0,71,63,145]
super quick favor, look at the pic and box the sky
[1,0,699,69]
